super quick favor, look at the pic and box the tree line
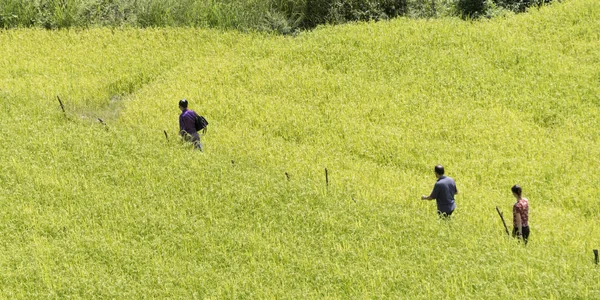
[0,0,552,33]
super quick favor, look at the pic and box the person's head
[434,165,444,178]
[511,185,522,198]
[179,98,189,111]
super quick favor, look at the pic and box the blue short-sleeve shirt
[430,176,457,213]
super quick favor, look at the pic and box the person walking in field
[421,165,458,217]
[178,98,203,151]
[511,185,530,244]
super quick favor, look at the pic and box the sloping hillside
[0,0,598,297]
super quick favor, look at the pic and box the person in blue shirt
[421,165,458,217]
[178,98,203,151]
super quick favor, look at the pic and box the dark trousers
[513,226,530,244]
[437,210,454,218]
[182,132,203,151]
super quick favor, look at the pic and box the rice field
[0,0,599,297]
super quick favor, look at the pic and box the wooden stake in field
[164,130,169,141]
[325,168,329,187]
[97,118,108,131]
[594,249,598,265]
[496,206,510,236]
[285,172,290,181]
[57,95,66,116]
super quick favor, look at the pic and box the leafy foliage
[456,0,486,17]
[0,0,555,30]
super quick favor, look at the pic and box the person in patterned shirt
[511,185,529,244]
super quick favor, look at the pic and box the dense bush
[302,0,330,28]
[495,0,548,12]
[79,0,137,26]
[456,0,486,17]
[0,0,554,30]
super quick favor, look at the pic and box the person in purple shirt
[421,165,458,217]
[179,99,203,151]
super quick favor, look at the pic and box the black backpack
[194,114,208,131]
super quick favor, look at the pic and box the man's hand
[421,195,431,200]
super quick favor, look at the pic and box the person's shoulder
[441,176,455,183]
[516,200,528,208]
[514,201,522,210]
[184,110,197,117]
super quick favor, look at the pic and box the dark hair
[434,165,444,175]
[179,98,189,108]
[511,185,522,196]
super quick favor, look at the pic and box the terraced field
[0,0,599,297]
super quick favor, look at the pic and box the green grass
[1,0,599,297]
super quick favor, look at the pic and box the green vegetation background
[1,0,599,297]
[1,0,546,32]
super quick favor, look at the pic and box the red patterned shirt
[513,198,529,227]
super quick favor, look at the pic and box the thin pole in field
[594,249,598,265]
[164,130,169,141]
[57,95,66,116]
[285,172,290,181]
[97,118,108,130]
[496,206,510,236]
[325,168,329,187]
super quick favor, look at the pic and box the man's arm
[421,183,438,200]
[179,115,185,136]
[515,208,523,238]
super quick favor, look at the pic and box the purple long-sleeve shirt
[179,109,198,136]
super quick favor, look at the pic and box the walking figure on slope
[421,165,458,218]
[511,185,530,244]
[178,98,204,151]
